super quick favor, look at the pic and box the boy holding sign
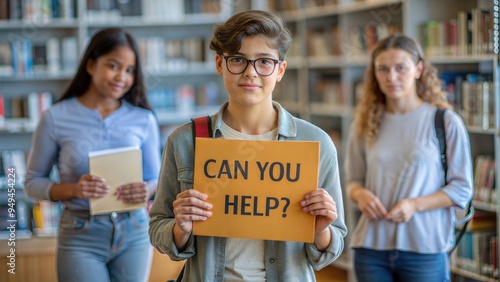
[149,10,347,281]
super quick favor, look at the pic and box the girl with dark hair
[25,28,160,281]
[345,34,473,281]
[149,10,347,281]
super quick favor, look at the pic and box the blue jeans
[353,248,450,282]
[57,208,152,282]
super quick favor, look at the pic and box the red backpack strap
[191,116,212,150]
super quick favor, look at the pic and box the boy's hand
[172,189,213,234]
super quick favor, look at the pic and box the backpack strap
[174,116,212,282]
[435,108,448,184]
[435,108,474,254]
[191,115,213,150]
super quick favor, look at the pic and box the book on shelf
[1,150,26,188]
[0,43,12,76]
[0,0,76,21]
[0,92,53,132]
[0,0,7,20]
[149,82,221,114]
[85,0,225,21]
[345,23,400,58]
[312,77,343,105]
[196,81,220,106]
[46,37,61,74]
[141,0,185,21]
[421,7,495,57]
[467,210,497,232]
[0,198,32,240]
[138,37,208,72]
[0,95,4,125]
[440,72,494,130]
[11,39,33,75]
[88,146,144,215]
[0,36,76,77]
[32,200,62,237]
[61,36,77,72]
[473,155,496,205]
[452,231,498,279]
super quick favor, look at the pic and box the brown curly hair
[209,10,292,61]
[354,34,451,146]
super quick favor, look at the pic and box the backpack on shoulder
[168,115,212,282]
[434,108,474,254]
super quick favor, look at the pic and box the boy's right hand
[74,174,110,199]
[172,189,212,234]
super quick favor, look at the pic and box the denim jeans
[57,208,152,282]
[353,248,450,282]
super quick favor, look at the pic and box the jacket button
[269,258,275,263]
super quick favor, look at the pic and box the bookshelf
[269,0,499,281]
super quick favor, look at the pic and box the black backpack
[434,108,474,254]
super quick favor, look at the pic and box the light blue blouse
[345,103,473,253]
[24,97,161,211]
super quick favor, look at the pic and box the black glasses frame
[219,54,280,76]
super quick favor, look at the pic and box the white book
[46,38,60,74]
[89,146,144,215]
[61,37,77,72]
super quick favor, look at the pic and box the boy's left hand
[301,188,337,233]
[116,182,148,203]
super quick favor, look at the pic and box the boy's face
[216,35,287,108]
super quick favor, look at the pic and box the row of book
[306,23,401,57]
[0,147,63,238]
[0,0,231,22]
[348,23,402,57]
[268,0,339,11]
[0,199,62,239]
[86,0,228,22]
[310,76,343,105]
[137,37,208,73]
[0,149,26,188]
[0,37,78,76]
[149,82,221,113]
[421,8,495,57]
[0,92,53,132]
[474,155,496,206]
[452,230,498,279]
[441,72,495,130]
[0,36,213,77]
[0,0,76,21]
[0,198,31,239]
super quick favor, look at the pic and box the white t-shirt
[221,121,277,281]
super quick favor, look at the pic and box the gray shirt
[149,101,347,282]
[345,103,473,253]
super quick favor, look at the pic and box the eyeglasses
[219,54,281,76]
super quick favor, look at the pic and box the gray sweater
[149,101,347,282]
